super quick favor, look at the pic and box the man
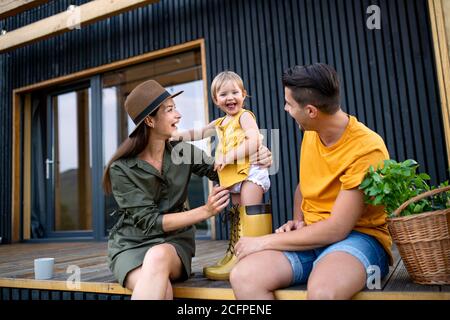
[230,63,392,300]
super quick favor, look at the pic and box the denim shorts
[282,230,389,285]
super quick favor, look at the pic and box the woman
[103,80,271,300]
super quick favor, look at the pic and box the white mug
[34,258,55,280]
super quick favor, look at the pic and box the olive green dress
[107,141,218,286]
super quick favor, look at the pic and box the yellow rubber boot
[202,206,238,270]
[203,204,272,281]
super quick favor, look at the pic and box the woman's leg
[230,250,293,299]
[125,243,183,300]
[239,181,264,206]
[165,280,174,300]
[125,270,174,299]
[124,266,142,291]
[306,251,366,300]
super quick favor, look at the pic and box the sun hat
[124,80,183,137]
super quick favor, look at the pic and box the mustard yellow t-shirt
[215,109,256,188]
[300,115,393,264]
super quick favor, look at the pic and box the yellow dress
[215,109,256,188]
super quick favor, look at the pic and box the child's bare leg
[240,181,264,206]
[231,193,241,205]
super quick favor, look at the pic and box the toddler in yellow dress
[172,71,272,280]
[173,71,270,206]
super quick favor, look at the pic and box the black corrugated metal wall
[0,0,448,242]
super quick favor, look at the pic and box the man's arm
[275,184,304,233]
[293,184,304,222]
[250,188,365,251]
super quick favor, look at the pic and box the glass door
[45,85,93,237]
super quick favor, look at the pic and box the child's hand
[169,132,182,142]
[214,156,227,172]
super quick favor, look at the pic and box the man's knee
[230,260,254,288]
[229,263,244,287]
[307,283,341,300]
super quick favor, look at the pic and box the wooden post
[77,89,92,230]
[23,94,32,240]
[428,0,450,168]
[11,93,21,242]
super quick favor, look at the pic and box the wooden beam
[0,0,159,53]
[23,94,32,240]
[14,39,204,94]
[200,40,216,240]
[0,0,49,20]
[428,0,450,169]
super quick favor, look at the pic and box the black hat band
[133,90,171,125]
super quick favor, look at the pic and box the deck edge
[1,278,449,300]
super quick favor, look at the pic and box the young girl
[172,71,272,281]
[173,71,270,206]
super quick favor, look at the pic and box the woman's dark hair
[102,119,151,194]
[282,63,340,114]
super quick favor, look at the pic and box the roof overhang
[0,0,159,54]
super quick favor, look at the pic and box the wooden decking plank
[0,242,100,255]
[0,241,448,299]
[377,245,402,291]
[0,243,105,265]
[0,255,109,279]
[0,254,107,274]
[383,261,441,292]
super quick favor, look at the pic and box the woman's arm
[161,186,229,232]
[110,163,226,235]
[172,120,216,142]
[235,189,365,257]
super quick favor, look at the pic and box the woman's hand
[204,186,230,217]
[234,236,266,261]
[249,144,272,168]
[275,220,305,233]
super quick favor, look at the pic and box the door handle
[45,159,54,180]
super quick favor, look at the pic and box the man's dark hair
[282,63,340,114]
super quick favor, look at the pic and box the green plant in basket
[359,159,449,218]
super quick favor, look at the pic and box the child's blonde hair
[210,71,247,103]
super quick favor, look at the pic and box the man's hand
[275,220,305,233]
[234,236,266,261]
[249,145,272,168]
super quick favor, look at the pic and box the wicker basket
[388,185,450,285]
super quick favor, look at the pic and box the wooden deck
[0,241,449,300]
